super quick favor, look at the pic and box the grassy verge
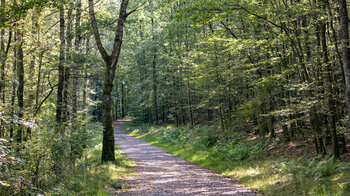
[49,130,135,195]
[124,120,350,196]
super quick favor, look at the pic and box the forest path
[115,120,259,196]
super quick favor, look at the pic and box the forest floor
[114,120,260,195]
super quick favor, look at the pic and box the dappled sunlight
[115,121,259,195]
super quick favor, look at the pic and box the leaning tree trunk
[89,0,132,162]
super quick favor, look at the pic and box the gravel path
[115,121,260,196]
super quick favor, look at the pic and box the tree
[338,0,350,121]
[56,2,65,125]
[89,0,134,162]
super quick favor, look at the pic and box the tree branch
[34,84,58,117]
[88,0,110,64]
[127,1,147,16]
[220,21,238,39]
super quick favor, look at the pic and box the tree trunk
[121,82,125,118]
[319,13,340,158]
[35,51,44,110]
[16,29,24,143]
[56,4,65,125]
[63,6,74,122]
[10,28,17,138]
[186,81,194,126]
[89,0,131,162]
[82,36,90,113]
[72,0,82,119]
[152,18,158,124]
[0,0,6,105]
[114,79,118,120]
[338,0,350,120]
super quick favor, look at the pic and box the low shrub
[274,155,350,182]
[162,128,181,143]
[208,139,268,161]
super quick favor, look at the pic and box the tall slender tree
[56,3,65,125]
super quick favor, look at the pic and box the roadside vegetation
[0,120,134,195]
[125,120,350,196]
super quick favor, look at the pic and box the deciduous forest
[2,0,350,195]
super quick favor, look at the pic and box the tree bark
[10,28,17,138]
[35,51,44,110]
[151,18,158,124]
[338,0,350,120]
[16,29,24,143]
[72,0,82,119]
[121,82,125,118]
[63,5,74,122]
[56,4,65,125]
[82,36,90,113]
[0,0,5,105]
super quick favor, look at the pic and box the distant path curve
[115,120,259,196]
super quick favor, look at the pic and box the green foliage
[209,139,268,161]
[275,155,350,182]
[162,128,181,143]
[49,145,133,195]
[0,117,133,195]
[0,138,30,194]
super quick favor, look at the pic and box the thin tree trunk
[0,0,5,105]
[114,79,118,120]
[56,4,65,125]
[72,0,82,119]
[16,29,24,143]
[10,28,17,138]
[151,18,158,124]
[186,81,194,126]
[35,51,44,110]
[82,36,90,112]
[121,82,125,118]
[63,6,73,122]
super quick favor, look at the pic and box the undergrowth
[124,120,350,196]
[0,120,134,195]
[50,142,134,195]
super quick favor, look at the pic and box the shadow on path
[115,121,259,196]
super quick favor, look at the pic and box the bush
[208,139,268,161]
[202,135,218,148]
[162,128,181,143]
[0,115,113,195]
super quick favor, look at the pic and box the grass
[50,132,135,195]
[124,120,350,196]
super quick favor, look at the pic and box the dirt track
[115,121,259,196]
